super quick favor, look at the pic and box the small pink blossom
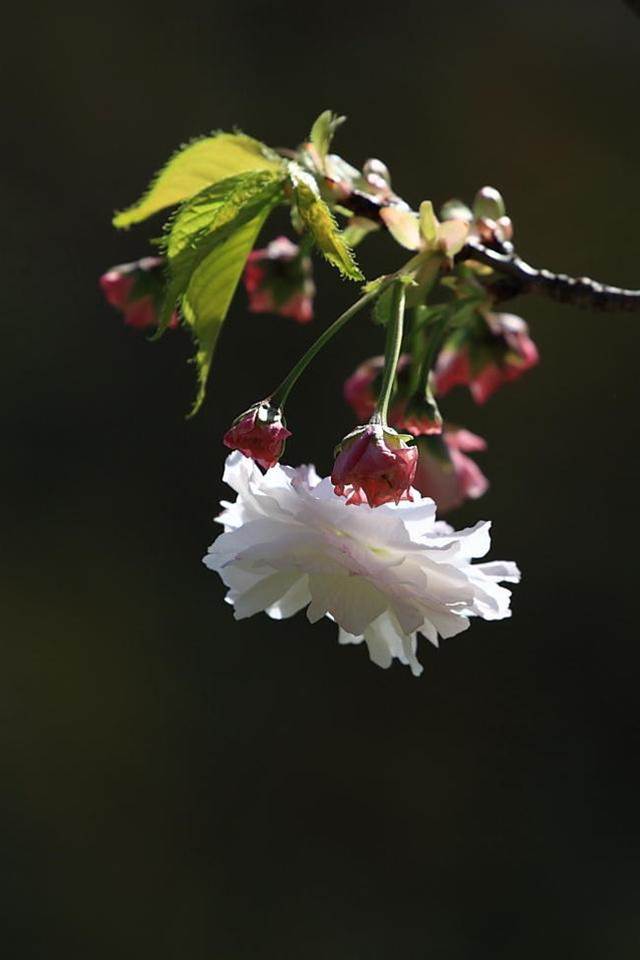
[396,397,443,437]
[243,237,315,325]
[343,354,411,423]
[414,428,489,514]
[99,257,179,330]
[223,401,291,470]
[434,312,538,404]
[332,425,418,508]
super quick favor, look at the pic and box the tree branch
[459,238,640,312]
[340,190,640,312]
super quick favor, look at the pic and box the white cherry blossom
[203,452,520,676]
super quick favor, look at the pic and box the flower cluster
[414,429,489,514]
[434,311,539,405]
[99,257,179,330]
[204,453,519,676]
[243,236,315,325]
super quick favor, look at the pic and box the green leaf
[309,110,346,166]
[289,166,363,281]
[154,169,285,411]
[182,210,271,416]
[113,133,283,229]
[164,169,284,260]
[156,169,286,335]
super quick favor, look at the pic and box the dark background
[3,1,640,956]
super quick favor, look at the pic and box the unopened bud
[243,237,315,325]
[99,257,178,330]
[495,215,514,242]
[414,428,489,514]
[476,217,499,243]
[332,424,417,508]
[473,186,506,222]
[223,400,291,470]
[363,158,391,186]
[440,198,473,223]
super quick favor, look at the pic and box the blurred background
[3,0,640,956]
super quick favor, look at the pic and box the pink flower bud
[99,257,179,330]
[495,216,514,242]
[476,217,499,244]
[434,312,538,404]
[223,401,292,470]
[395,395,443,437]
[332,425,418,508]
[243,237,315,325]
[413,428,489,514]
[343,354,411,422]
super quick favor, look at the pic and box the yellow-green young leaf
[113,133,283,229]
[155,169,285,336]
[181,211,270,416]
[419,201,438,246]
[164,169,285,261]
[380,207,421,250]
[309,110,346,166]
[437,218,469,257]
[292,172,363,281]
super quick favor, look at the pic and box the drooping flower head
[203,452,520,676]
[332,424,418,507]
[343,354,411,422]
[397,393,443,437]
[223,400,291,470]
[243,236,315,325]
[414,428,489,514]
[343,355,442,438]
[99,256,179,330]
[434,311,539,404]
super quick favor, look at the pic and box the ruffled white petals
[307,573,388,635]
[475,560,521,583]
[425,519,493,559]
[340,613,424,677]
[266,576,311,620]
[203,452,520,677]
[231,570,302,620]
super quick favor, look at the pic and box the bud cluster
[243,237,315,325]
[100,257,179,330]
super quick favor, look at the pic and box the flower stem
[372,280,406,425]
[270,284,389,407]
[414,311,449,398]
[269,252,423,409]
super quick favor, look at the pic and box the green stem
[269,254,423,409]
[372,280,406,426]
[270,286,384,407]
[415,312,448,398]
[408,306,428,395]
